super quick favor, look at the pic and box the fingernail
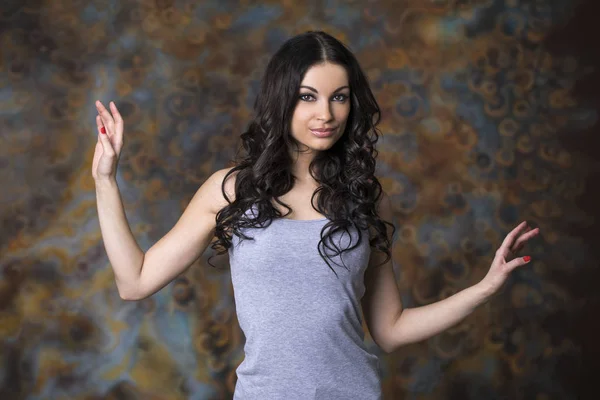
[523,256,531,262]
[101,127,106,134]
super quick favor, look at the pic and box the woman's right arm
[135,168,232,299]
[96,168,232,300]
[93,99,235,301]
[95,177,144,299]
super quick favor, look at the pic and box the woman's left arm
[387,221,539,353]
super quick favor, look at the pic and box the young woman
[93,31,539,399]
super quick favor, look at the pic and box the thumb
[505,256,531,273]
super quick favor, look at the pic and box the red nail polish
[101,127,106,134]
[523,256,531,262]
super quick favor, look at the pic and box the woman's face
[290,62,351,154]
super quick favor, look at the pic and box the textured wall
[1,0,598,399]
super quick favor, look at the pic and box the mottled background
[1,0,599,399]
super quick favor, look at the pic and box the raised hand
[478,221,540,296]
[92,100,124,182]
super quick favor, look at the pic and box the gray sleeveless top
[228,205,382,399]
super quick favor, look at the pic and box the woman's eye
[299,94,314,101]
[298,94,348,102]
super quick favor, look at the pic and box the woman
[93,31,539,399]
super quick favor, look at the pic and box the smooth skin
[288,62,350,183]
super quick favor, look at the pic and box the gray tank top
[228,205,382,399]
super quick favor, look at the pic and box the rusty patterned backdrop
[1,0,599,399]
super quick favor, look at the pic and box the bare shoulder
[208,166,239,215]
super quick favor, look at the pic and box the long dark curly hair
[207,31,395,277]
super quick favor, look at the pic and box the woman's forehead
[301,63,349,89]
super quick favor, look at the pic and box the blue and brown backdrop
[0,0,598,399]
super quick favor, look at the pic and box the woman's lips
[310,128,336,137]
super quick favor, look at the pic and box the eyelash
[298,93,348,102]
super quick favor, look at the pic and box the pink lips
[311,127,336,132]
[310,128,335,138]
[310,127,337,138]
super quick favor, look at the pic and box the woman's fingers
[97,120,115,156]
[109,101,124,152]
[110,102,122,132]
[95,100,125,155]
[96,115,105,136]
[511,227,540,254]
[496,221,528,259]
[96,100,114,136]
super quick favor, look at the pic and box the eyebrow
[299,85,349,93]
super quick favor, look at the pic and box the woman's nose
[317,102,333,121]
